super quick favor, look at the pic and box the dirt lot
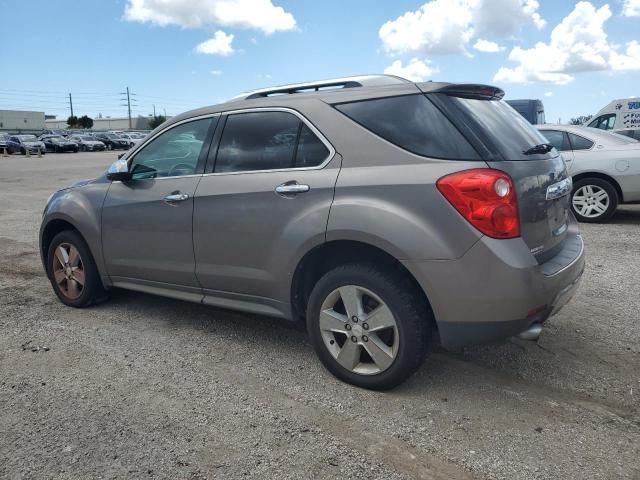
[0,151,639,480]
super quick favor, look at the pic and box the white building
[0,110,45,131]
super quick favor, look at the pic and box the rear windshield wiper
[522,143,554,155]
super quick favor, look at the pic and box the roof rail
[234,74,411,100]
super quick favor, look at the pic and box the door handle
[164,192,189,203]
[275,182,310,196]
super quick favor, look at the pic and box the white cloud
[544,91,553,97]
[211,70,222,75]
[473,39,505,52]
[196,30,235,56]
[622,0,640,16]
[384,58,438,82]
[124,0,296,34]
[378,0,544,55]
[494,2,640,85]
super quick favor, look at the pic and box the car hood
[68,178,94,189]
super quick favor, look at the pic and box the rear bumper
[403,223,585,349]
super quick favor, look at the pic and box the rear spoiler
[419,83,505,101]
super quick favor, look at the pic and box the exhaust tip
[518,323,543,341]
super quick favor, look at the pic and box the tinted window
[296,124,329,167]
[450,97,557,161]
[130,117,212,179]
[335,94,478,160]
[215,112,329,173]
[567,133,594,150]
[541,130,568,151]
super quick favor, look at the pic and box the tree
[148,115,166,129]
[77,115,94,129]
[569,114,592,125]
[66,115,78,128]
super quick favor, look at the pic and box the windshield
[81,136,94,140]
[19,135,38,141]
[107,134,120,139]
[444,95,558,161]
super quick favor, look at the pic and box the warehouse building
[0,110,45,132]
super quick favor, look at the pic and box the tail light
[436,169,520,239]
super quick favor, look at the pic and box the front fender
[40,180,110,282]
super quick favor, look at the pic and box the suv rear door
[193,109,339,315]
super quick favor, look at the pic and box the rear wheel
[571,178,618,223]
[46,230,107,308]
[307,263,431,390]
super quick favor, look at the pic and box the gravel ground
[0,151,639,480]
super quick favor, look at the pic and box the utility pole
[153,104,156,117]
[120,86,137,130]
[164,108,166,118]
[68,93,74,117]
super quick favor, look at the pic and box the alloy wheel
[319,285,399,375]
[572,185,609,219]
[52,243,85,300]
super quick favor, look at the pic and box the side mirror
[106,158,132,181]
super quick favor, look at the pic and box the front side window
[567,133,594,150]
[589,114,616,130]
[214,111,329,173]
[130,117,212,180]
[541,130,568,151]
[335,94,478,160]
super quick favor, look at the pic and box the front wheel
[571,178,618,223]
[307,263,431,390]
[46,230,107,308]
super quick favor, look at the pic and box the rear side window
[215,111,330,173]
[567,133,594,150]
[541,130,569,151]
[334,95,479,160]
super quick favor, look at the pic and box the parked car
[69,135,106,152]
[0,133,9,152]
[119,133,142,148]
[537,124,640,222]
[92,133,130,150]
[7,135,46,155]
[42,136,79,153]
[40,75,585,390]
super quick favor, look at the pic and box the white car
[537,125,640,222]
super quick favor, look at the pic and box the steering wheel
[168,163,194,177]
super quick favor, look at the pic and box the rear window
[449,97,557,161]
[334,94,479,160]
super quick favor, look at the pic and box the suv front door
[193,109,339,316]
[102,116,217,295]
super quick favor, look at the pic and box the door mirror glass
[106,158,132,181]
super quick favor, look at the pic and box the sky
[0,0,638,123]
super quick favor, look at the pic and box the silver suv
[40,75,585,390]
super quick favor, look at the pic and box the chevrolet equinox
[40,75,585,390]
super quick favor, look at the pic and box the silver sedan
[537,125,640,222]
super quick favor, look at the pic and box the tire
[20,147,26,155]
[46,230,107,308]
[571,177,618,223]
[306,263,432,390]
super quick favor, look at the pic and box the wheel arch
[572,171,623,202]
[290,239,434,328]
[40,217,82,269]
